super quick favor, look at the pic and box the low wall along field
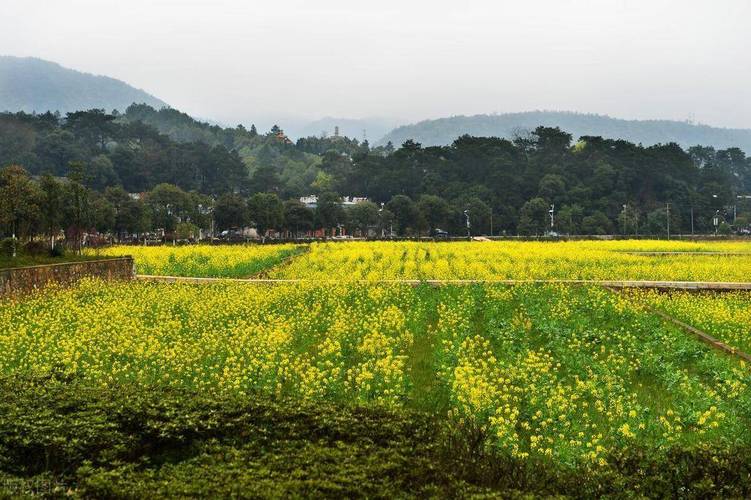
[0,257,135,295]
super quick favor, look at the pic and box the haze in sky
[1,0,749,130]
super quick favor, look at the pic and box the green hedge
[1,373,750,498]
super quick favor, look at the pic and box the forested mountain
[0,56,167,114]
[0,105,379,197]
[380,111,751,154]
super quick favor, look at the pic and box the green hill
[379,111,751,154]
[0,56,167,114]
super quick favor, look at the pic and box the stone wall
[0,257,135,295]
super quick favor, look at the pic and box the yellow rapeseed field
[2,276,750,466]
[271,240,751,281]
[635,289,751,355]
[92,243,303,277]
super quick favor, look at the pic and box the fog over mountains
[286,117,401,144]
[0,56,166,115]
[2,56,751,154]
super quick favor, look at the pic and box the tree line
[2,105,751,252]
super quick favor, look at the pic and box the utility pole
[690,206,694,236]
[666,203,671,239]
[379,202,385,238]
[464,210,471,239]
[549,204,555,232]
[490,209,493,237]
[713,210,720,236]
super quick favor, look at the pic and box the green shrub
[1,374,751,498]
[49,244,66,258]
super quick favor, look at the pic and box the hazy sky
[1,0,749,129]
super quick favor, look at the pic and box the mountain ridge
[0,55,167,114]
[378,111,751,153]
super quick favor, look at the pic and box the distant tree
[248,192,284,240]
[581,211,613,235]
[249,124,258,137]
[617,204,641,235]
[39,174,64,249]
[417,195,450,235]
[105,186,148,239]
[86,154,119,190]
[34,129,81,176]
[185,192,213,232]
[90,192,115,233]
[557,204,584,235]
[175,221,199,240]
[64,161,93,253]
[538,174,566,204]
[386,195,418,236]
[311,171,334,193]
[213,193,247,232]
[645,207,680,236]
[532,126,572,154]
[316,192,345,237]
[518,197,549,235]
[109,145,143,192]
[320,151,355,192]
[379,207,395,237]
[283,199,314,238]
[64,109,116,152]
[590,162,617,198]
[251,164,281,193]
[459,197,492,236]
[0,165,42,256]
[204,146,248,194]
[146,183,192,233]
[348,200,380,236]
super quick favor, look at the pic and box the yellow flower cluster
[431,284,751,464]
[92,243,303,277]
[271,240,751,281]
[0,279,417,405]
[635,289,751,356]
